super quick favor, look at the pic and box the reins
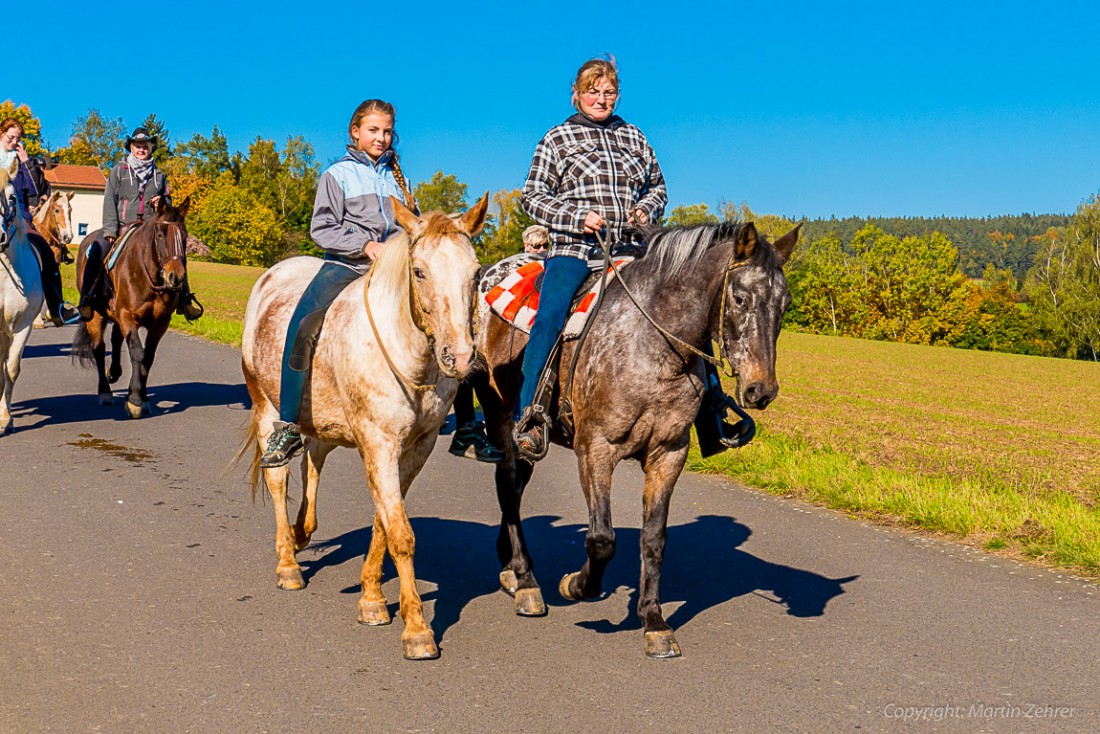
[134,221,186,294]
[362,232,438,396]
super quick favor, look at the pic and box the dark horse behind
[72,198,191,418]
[476,219,800,657]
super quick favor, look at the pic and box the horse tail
[70,322,96,369]
[226,364,266,503]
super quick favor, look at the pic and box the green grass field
[58,261,1100,578]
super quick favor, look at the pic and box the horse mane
[32,191,57,227]
[369,210,466,306]
[643,221,780,276]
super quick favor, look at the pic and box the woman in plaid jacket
[514,56,668,460]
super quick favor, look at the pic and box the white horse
[0,157,45,434]
[239,195,487,660]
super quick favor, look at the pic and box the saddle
[483,256,634,339]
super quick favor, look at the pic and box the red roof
[44,164,107,190]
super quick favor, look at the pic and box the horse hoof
[558,572,583,601]
[514,587,547,617]
[293,533,312,552]
[402,632,439,660]
[98,393,114,406]
[499,569,518,596]
[357,599,392,626]
[644,630,682,659]
[275,567,305,590]
[0,420,11,436]
[125,401,143,419]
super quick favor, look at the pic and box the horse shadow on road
[14,380,250,429]
[299,513,858,644]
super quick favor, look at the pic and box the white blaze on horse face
[414,235,480,376]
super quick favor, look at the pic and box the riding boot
[176,275,204,322]
[78,240,105,321]
[27,233,69,325]
[260,421,304,468]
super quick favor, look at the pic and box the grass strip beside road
[60,261,1100,578]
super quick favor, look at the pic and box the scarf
[0,148,15,168]
[126,152,157,192]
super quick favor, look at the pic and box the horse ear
[177,196,191,218]
[155,197,168,215]
[735,222,758,260]
[66,191,75,201]
[391,195,425,238]
[455,192,490,237]
[772,222,801,265]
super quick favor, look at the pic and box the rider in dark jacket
[0,117,78,325]
[76,127,203,322]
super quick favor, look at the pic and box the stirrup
[513,406,549,463]
[714,393,756,449]
[180,294,204,322]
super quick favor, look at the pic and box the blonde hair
[570,56,620,110]
[348,99,416,210]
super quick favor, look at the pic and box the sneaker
[260,422,304,468]
[449,421,504,463]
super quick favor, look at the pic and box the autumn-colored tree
[473,188,531,264]
[0,100,46,156]
[57,109,126,169]
[664,203,720,227]
[187,173,283,266]
[238,135,318,232]
[1025,197,1100,360]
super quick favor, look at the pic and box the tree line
[5,100,1097,361]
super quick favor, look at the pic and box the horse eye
[413,267,426,280]
[733,293,747,308]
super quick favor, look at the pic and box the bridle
[141,219,187,292]
[362,230,441,396]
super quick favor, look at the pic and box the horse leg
[359,434,437,659]
[107,321,124,385]
[357,514,392,627]
[0,328,29,435]
[637,442,690,658]
[263,462,305,590]
[560,445,616,602]
[488,405,546,616]
[135,321,169,415]
[121,319,146,419]
[84,317,114,404]
[294,440,335,550]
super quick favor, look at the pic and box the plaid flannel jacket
[522,114,667,260]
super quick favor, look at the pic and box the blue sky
[10,1,1099,218]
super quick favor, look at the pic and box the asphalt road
[1,325,1097,734]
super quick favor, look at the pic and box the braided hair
[347,99,416,212]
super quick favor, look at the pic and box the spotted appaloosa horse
[0,157,45,434]
[476,220,800,657]
[239,195,487,660]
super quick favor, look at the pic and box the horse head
[151,196,190,291]
[390,193,487,378]
[0,158,22,252]
[717,221,800,409]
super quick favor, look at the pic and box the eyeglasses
[582,89,619,101]
[0,132,20,143]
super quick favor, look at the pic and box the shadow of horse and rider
[300,513,858,645]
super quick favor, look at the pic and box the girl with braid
[261,99,418,467]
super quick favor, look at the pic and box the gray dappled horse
[477,220,800,657]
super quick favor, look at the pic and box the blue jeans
[518,255,591,417]
[278,261,361,423]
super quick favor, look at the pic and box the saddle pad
[106,227,140,271]
[483,258,633,338]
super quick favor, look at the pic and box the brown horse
[239,196,487,660]
[476,220,800,657]
[71,198,191,417]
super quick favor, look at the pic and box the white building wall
[66,189,104,238]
